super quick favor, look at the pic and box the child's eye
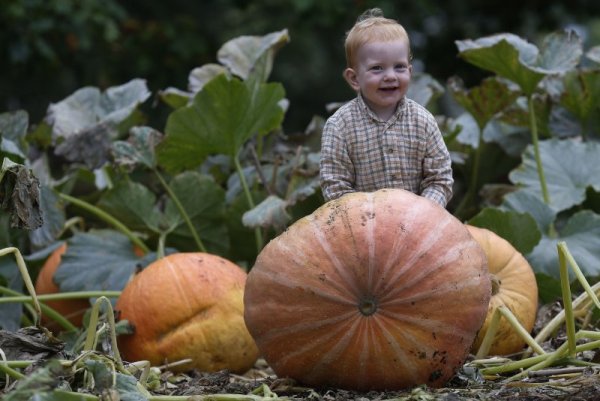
[395,64,408,71]
[370,66,383,71]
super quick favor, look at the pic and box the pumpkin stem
[491,274,501,296]
[358,298,378,316]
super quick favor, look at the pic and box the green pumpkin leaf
[509,139,600,212]
[97,180,162,233]
[448,76,520,130]
[217,29,289,81]
[158,74,285,172]
[456,30,582,95]
[54,229,156,295]
[527,210,600,280]
[467,207,541,254]
[501,189,557,234]
[165,171,229,253]
[456,34,545,95]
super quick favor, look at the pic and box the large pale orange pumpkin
[35,243,90,332]
[115,252,259,374]
[466,225,538,356]
[244,189,491,391]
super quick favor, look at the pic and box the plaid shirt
[320,94,453,206]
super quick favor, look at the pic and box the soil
[148,358,600,401]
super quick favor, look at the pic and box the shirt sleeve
[319,117,356,202]
[419,118,454,207]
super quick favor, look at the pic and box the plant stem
[0,290,121,303]
[0,285,76,331]
[558,242,577,357]
[454,129,484,219]
[234,156,263,253]
[0,247,42,326]
[58,192,150,254]
[83,297,124,371]
[153,169,206,252]
[527,97,550,204]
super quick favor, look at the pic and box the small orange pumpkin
[115,252,259,374]
[244,189,491,390]
[466,225,539,356]
[35,243,90,332]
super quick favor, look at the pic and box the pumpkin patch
[243,189,492,391]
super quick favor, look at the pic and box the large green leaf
[158,74,285,172]
[29,185,65,249]
[448,76,520,130]
[467,208,541,254]
[509,139,600,212]
[97,180,162,233]
[54,230,156,295]
[501,189,556,235]
[164,171,229,253]
[527,210,600,280]
[456,34,544,95]
[456,30,582,95]
[217,29,289,81]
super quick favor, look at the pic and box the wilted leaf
[242,195,290,230]
[158,74,285,172]
[112,126,163,171]
[467,208,541,254]
[0,157,43,229]
[46,79,151,168]
[85,359,147,401]
[509,139,600,212]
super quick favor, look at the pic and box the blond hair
[344,8,411,67]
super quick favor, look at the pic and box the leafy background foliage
[2,0,600,333]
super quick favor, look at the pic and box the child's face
[344,39,412,120]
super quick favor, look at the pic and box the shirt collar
[357,93,407,124]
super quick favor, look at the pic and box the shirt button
[388,148,394,153]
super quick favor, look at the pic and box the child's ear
[343,68,360,91]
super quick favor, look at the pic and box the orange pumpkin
[35,243,90,332]
[244,189,491,391]
[466,225,539,356]
[115,252,259,374]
